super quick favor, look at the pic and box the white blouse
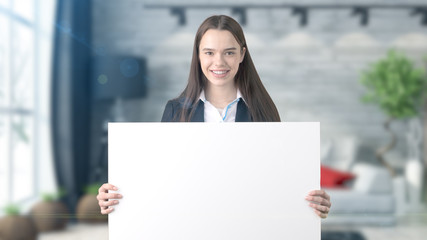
[199,89,244,123]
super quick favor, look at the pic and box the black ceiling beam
[145,4,427,27]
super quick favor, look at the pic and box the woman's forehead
[199,29,240,49]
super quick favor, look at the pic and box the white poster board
[109,122,320,240]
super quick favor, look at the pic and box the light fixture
[232,7,247,26]
[411,7,427,25]
[170,7,186,26]
[292,7,308,26]
[352,7,369,26]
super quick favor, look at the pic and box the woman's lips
[210,70,229,78]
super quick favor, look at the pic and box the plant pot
[0,215,38,240]
[30,200,69,232]
[406,158,424,210]
[76,194,108,223]
[393,176,407,216]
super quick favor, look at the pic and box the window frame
[0,0,55,210]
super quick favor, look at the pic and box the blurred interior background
[1,0,427,239]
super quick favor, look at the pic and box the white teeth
[212,70,227,74]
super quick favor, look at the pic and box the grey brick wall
[92,0,427,170]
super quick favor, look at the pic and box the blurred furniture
[90,56,148,183]
[321,137,396,226]
[91,56,147,101]
[322,231,366,240]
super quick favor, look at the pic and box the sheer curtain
[0,0,57,211]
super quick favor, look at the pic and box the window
[0,0,56,208]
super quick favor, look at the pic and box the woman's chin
[206,79,234,88]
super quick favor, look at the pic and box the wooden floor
[39,223,108,240]
[39,213,427,240]
[362,213,427,240]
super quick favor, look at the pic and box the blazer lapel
[235,100,252,122]
[190,100,205,122]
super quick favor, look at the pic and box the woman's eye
[225,52,235,55]
[205,52,213,55]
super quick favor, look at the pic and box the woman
[97,15,331,218]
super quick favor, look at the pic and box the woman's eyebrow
[201,47,237,51]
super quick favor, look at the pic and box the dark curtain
[51,0,92,213]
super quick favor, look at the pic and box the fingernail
[113,187,118,190]
[114,200,119,204]
[118,194,123,198]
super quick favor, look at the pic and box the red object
[321,165,356,188]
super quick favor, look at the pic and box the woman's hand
[96,183,123,215]
[305,190,331,219]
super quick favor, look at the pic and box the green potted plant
[29,189,69,232]
[76,183,108,223]
[360,49,427,177]
[0,204,38,240]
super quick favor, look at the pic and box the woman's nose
[213,54,225,66]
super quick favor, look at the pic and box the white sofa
[320,137,396,226]
[323,163,395,226]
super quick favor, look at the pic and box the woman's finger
[308,190,330,201]
[309,202,330,214]
[313,209,328,219]
[99,183,118,193]
[101,206,115,215]
[97,192,123,201]
[99,200,119,208]
[305,195,331,207]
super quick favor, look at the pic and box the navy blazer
[161,98,252,122]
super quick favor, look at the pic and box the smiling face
[199,29,246,89]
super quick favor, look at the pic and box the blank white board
[109,122,320,240]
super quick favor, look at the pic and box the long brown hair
[177,15,281,122]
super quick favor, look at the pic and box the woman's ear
[240,47,246,63]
